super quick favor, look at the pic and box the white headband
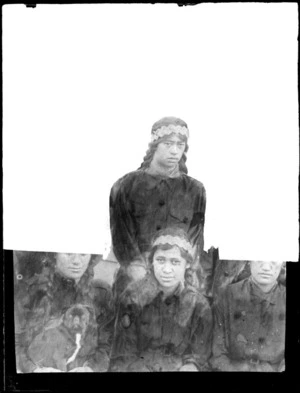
[151,124,189,142]
[153,235,194,256]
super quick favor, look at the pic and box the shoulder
[110,170,145,196]
[120,274,160,308]
[226,278,249,297]
[185,287,211,315]
[274,282,286,300]
[181,174,206,192]
[112,170,143,187]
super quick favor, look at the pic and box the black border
[2,1,300,391]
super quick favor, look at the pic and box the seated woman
[110,228,213,372]
[210,261,286,372]
[15,252,114,373]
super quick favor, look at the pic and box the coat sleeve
[196,184,206,256]
[15,289,52,373]
[109,293,141,372]
[109,177,144,266]
[186,181,206,255]
[182,297,213,370]
[209,289,253,372]
[86,286,116,372]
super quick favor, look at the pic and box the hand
[179,363,198,372]
[68,366,94,372]
[33,367,62,373]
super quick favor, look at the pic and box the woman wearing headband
[109,117,207,296]
[109,228,213,372]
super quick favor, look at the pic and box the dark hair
[138,117,190,173]
[148,227,194,267]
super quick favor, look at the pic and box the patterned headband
[151,124,189,142]
[153,235,194,256]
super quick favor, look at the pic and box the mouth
[259,273,272,278]
[70,269,82,274]
[161,277,174,281]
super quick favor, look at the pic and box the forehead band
[151,125,189,142]
[153,235,193,256]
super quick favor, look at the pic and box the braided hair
[138,117,189,174]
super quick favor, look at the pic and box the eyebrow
[164,140,185,144]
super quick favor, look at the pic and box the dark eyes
[164,142,185,148]
[155,258,181,265]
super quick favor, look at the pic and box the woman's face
[250,261,283,291]
[153,246,189,292]
[152,134,186,169]
[56,253,91,282]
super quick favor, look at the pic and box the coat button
[158,200,165,206]
[156,226,161,231]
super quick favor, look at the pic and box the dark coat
[210,278,286,372]
[109,170,206,267]
[27,305,110,372]
[110,273,213,372]
[15,265,114,373]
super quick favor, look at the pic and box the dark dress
[210,277,286,372]
[110,170,206,266]
[110,274,213,372]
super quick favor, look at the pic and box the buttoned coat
[210,278,286,372]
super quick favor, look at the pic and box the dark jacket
[210,278,286,372]
[110,273,213,372]
[15,266,114,373]
[109,170,206,267]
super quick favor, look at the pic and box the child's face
[153,246,189,292]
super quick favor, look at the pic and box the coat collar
[249,277,278,305]
[123,273,198,327]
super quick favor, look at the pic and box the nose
[260,261,272,271]
[70,254,82,266]
[170,144,178,155]
[162,262,173,274]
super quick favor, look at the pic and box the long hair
[138,116,190,174]
[148,227,199,289]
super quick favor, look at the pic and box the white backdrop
[3,3,299,261]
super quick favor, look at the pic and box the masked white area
[3,3,298,261]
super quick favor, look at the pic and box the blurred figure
[15,252,114,373]
[210,261,286,372]
[110,228,213,372]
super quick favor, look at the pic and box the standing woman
[109,228,213,372]
[110,116,207,295]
